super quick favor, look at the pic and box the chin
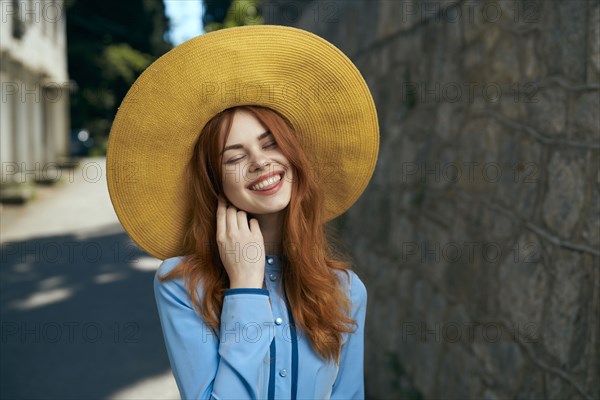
[243,196,289,214]
[252,203,289,216]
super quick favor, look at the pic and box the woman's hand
[216,195,266,289]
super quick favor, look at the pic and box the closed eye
[226,142,278,164]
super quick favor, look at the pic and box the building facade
[1,0,71,201]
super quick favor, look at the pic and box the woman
[106,25,379,400]
[155,105,366,399]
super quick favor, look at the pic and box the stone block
[543,249,584,367]
[498,231,546,329]
[542,150,586,239]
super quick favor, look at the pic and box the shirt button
[269,273,277,281]
[275,317,283,325]
[279,369,287,377]
[267,257,273,265]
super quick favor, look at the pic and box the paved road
[1,157,180,399]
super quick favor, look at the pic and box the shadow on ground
[0,225,173,399]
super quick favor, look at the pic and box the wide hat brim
[106,25,379,261]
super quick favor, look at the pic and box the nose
[248,147,273,173]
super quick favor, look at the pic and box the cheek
[285,168,294,186]
[222,170,246,191]
[221,178,240,203]
[223,163,253,187]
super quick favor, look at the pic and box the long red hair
[157,105,358,364]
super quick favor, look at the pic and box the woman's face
[219,109,293,215]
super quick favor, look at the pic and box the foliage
[65,0,172,145]
[203,0,263,32]
[102,43,153,84]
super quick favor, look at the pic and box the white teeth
[250,174,282,190]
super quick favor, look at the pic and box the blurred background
[1,0,599,399]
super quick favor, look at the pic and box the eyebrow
[221,130,272,155]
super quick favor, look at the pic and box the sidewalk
[0,157,180,399]
[1,157,121,242]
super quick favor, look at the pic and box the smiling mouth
[248,171,285,191]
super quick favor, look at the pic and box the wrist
[229,283,264,289]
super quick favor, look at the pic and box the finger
[236,210,249,232]
[225,201,238,233]
[249,218,262,237]
[216,195,226,238]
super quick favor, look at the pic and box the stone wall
[264,0,600,398]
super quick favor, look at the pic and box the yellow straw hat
[106,24,379,260]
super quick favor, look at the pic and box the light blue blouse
[153,254,367,400]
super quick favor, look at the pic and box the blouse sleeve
[330,270,368,400]
[153,258,275,400]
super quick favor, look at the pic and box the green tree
[65,0,172,150]
[203,0,263,33]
